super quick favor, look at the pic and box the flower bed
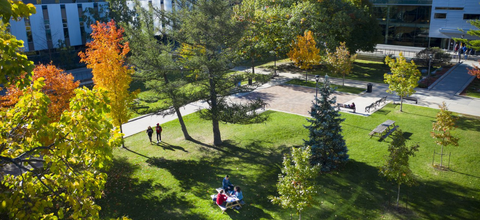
[418,65,453,88]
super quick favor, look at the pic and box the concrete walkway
[123,60,480,137]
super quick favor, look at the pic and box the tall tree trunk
[299,211,301,220]
[343,73,345,86]
[400,96,404,112]
[440,143,444,167]
[174,106,192,140]
[397,183,401,207]
[249,55,254,85]
[119,122,125,148]
[209,75,222,146]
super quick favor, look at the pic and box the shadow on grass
[309,159,480,219]
[456,116,480,132]
[98,158,209,219]
[155,141,188,152]
[123,147,151,159]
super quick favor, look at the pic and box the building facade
[6,0,480,52]
[371,0,480,49]
[8,0,174,52]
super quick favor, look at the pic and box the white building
[8,0,174,52]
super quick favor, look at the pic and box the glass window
[434,13,447,19]
[464,14,480,20]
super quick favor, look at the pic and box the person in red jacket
[216,189,228,206]
[155,123,162,143]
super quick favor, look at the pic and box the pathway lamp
[428,54,433,76]
[269,49,277,77]
[315,75,320,103]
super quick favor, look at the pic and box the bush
[414,47,451,67]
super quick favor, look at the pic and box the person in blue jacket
[222,175,234,192]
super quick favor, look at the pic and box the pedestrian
[155,123,162,143]
[454,43,459,52]
[464,47,469,60]
[458,45,462,62]
[146,126,153,143]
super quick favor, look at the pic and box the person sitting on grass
[222,175,234,192]
[216,189,228,207]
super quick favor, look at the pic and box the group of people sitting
[339,102,356,112]
[214,175,244,210]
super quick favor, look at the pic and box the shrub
[414,47,451,67]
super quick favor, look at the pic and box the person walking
[146,126,153,143]
[464,46,469,60]
[156,123,162,143]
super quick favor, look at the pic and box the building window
[25,17,34,50]
[42,5,53,49]
[435,7,463,10]
[78,4,87,44]
[464,14,480,20]
[61,5,69,46]
[434,13,446,19]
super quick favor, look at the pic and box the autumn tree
[1,2,122,218]
[0,0,36,89]
[384,53,421,112]
[175,0,267,146]
[1,63,79,122]
[288,30,321,82]
[431,102,459,168]
[79,20,137,147]
[379,129,419,207]
[325,42,357,86]
[0,83,122,219]
[270,146,320,220]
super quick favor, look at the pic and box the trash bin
[367,83,373,93]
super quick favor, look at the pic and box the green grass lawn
[286,79,366,94]
[262,59,391,84]
[462,78,480,98]
[98,103,480,219]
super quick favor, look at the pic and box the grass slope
[99,104,480,219]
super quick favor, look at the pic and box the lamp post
[269,49,277,77]
[428,54,432,76]
[315,75,319,103]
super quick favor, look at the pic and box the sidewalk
[123,61,480,137]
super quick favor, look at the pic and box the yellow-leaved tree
[287,30,321,82]
[325,42,357,86]
[79,20,137,147]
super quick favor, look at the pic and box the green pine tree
[304,75,349,172]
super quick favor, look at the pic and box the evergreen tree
[304,75,349,172]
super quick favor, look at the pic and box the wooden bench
[365,103,375,113]
[404,96,418,104]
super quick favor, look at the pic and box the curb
[455,74,476,96]
[428,62,460,91]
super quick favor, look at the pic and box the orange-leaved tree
[0,63,79,122]
[287,30,321,82]
[468,60,480,79]
[79,20,137,147]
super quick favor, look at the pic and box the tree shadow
[123,147,151,159]
[304,159,480,219]
[403,132,413,140]
[456,115,480,132]
[155,141,188,152]
[98,158,209,219]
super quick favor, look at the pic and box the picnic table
[212,188,242,213]
[369,120,398,139]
